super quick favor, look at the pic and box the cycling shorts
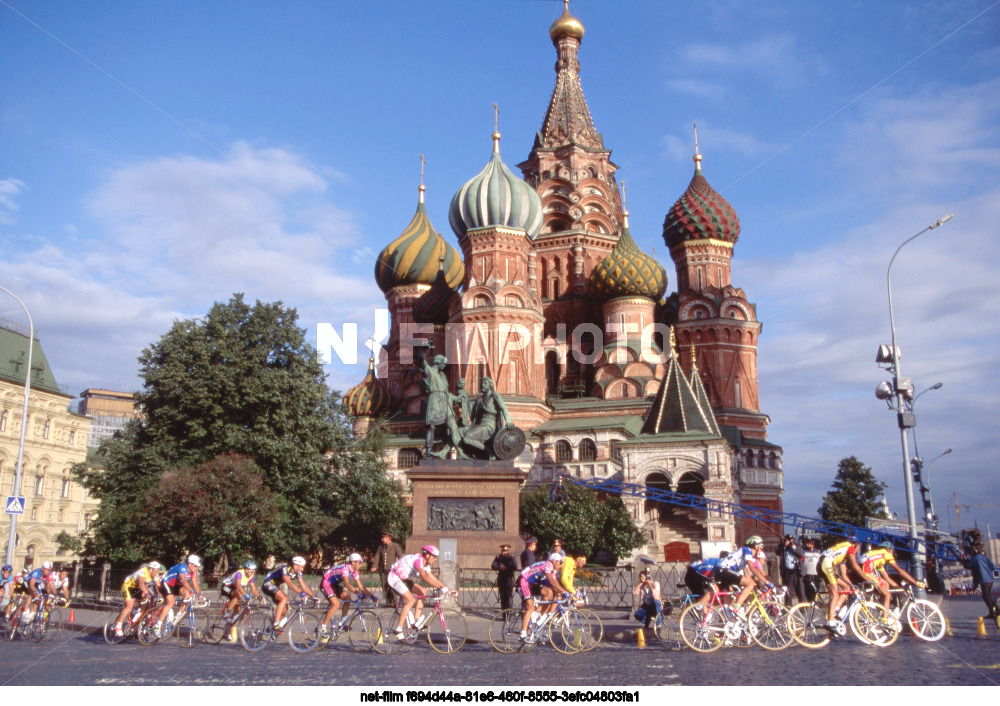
[819,557,839,585]
[122,584,144,602]
[159,580,184,597]
[220,583,237,600]
[518,576,547,600]
[387,572,415,596]
[716,568,744,590]
[262,583,283,601]
[321,578,348,600]
[684,566,714,596]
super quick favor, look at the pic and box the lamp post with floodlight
[876,213,953,598]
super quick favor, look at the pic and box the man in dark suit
[520,537,537,570]
[371,530,404,606]
[491,544,518,610]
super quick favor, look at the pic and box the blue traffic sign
[5,496,26,515]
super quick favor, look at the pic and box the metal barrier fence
[456,563,689,611]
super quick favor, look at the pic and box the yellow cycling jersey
[862,548,893,572]
[822,541,855,565]
[559,557,583,593]
[122,566,153,590]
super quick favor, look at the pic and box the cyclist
[859,541,923,611]
[319,553,376,637]
[684,556,722,608]
[112,561,162,637]
[819,536,862,631]
[716,536,774,616]
[518,553,570,641]
[5,569,29,621]
[1,564,14,616]
[220,560,261,622]
[154,555,203,638]
[22,561,56,620]
[388,545,453,640]
[261,556,315,630]
[559,555,588,601]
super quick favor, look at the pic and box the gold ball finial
[550,0,584,43]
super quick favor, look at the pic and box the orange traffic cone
[68,609,75,623]
[637,628,646,648]
[977,617,987,635]
[945,618,952,637]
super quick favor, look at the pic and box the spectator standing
[371,530,404,606]
[800,537,821,601]
[632,570,662,630]
[962,542,998,621]
[520,537,537,570]
[779,535,805,605]
[550,539,567,560]
[491,544,517,610]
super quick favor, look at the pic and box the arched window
[42,420,50,440]
[0,410,7,431]
[25,544,36,569]
[33,474,44,496]
[644,472,673,522]
[555,440,573,463]
[746,449,755,467]
[768,452,777,469]
[545,350,559,396]
[61,477,71,499]
[579,438,597,462]
[610,440,623,463]
[397,448,422,469]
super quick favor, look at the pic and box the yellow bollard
[637,628,646,648]
[376,627,383,645]
[977,617,987,635]
[229,626,237,642]
[945,618,952,637]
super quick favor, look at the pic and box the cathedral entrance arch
[644,472,672,523]
[545,350,559,396]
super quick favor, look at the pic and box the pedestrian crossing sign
[5,496,25,515]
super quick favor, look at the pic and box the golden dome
[588,216,667,301]
[549,1,584,43]
[343,357,395,418]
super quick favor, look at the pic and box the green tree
[520,484,645,562]
[817,456,888,530]
[73,294,407,566]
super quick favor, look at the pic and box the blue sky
[2,1,999,535]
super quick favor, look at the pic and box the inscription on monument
[427,498,504,531]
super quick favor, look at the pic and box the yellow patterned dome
[375,186,465,294]
[549,0,584,43]
[588,218,667,301]
[343,357,395,417]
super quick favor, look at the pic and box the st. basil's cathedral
[343,2,783,561]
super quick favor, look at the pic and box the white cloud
[0,178,25,225]
[678,35,823,88]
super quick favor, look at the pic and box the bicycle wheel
[346,611,375,652]
[576,608,603,651]
[28,612,47,642]
[905,599,946,641]
[748,601,792,650]
[177,608,207,648]
[239,610,274,652]
[287,611,323,653]
[4,613,20,641]
[678,603,725,652]
[44,609,61,641]
[137,610,160,646]
[849,601,898,646]
[370,609,406,654]
[202,610,229,645]
[488,609,520,653]
[427,608,467,654]
[103,608,127,645]
[551,610,591,654]
[787,602,831,649]
[654,601,685,650]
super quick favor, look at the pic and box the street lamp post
[0,284,33,569]
[882,214,953,598]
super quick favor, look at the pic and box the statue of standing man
[418,348,467,459]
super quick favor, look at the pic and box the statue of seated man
[462,376,512,458]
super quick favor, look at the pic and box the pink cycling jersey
[323,563,358,585]
[520,560,555,584]
[390,554,426,581]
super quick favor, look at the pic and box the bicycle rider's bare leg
[273,590,289,626]
[412,584,427,624]
[322,593,341,628]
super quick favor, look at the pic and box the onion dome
[662,153,740,250]
[375,185,465,294]
[343,357,394,417]
[588,214,667,301]
[549,0,584,43]
[412,258,457,325]
[449,132,543,241]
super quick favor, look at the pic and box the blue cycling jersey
[162,563,190,586]
[27,568,51,586]
[689,558,721,578]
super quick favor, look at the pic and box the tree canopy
[520,483,645,562]
[73,294,408,568]
[817,456,888,531]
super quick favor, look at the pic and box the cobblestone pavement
[2,597,998,686]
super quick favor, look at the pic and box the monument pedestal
[406,459,527,570]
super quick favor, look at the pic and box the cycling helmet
[348,553,363,563]
[548,553,564,562]
[243,560,257,570]
[421,545,439,557]
[42,561,53,569]
[187,554,202,567]
[147,561,162,571]
[292,556,307,566]
[745,536,763,547]
[878,541,893,550]
[2,564,11,572]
